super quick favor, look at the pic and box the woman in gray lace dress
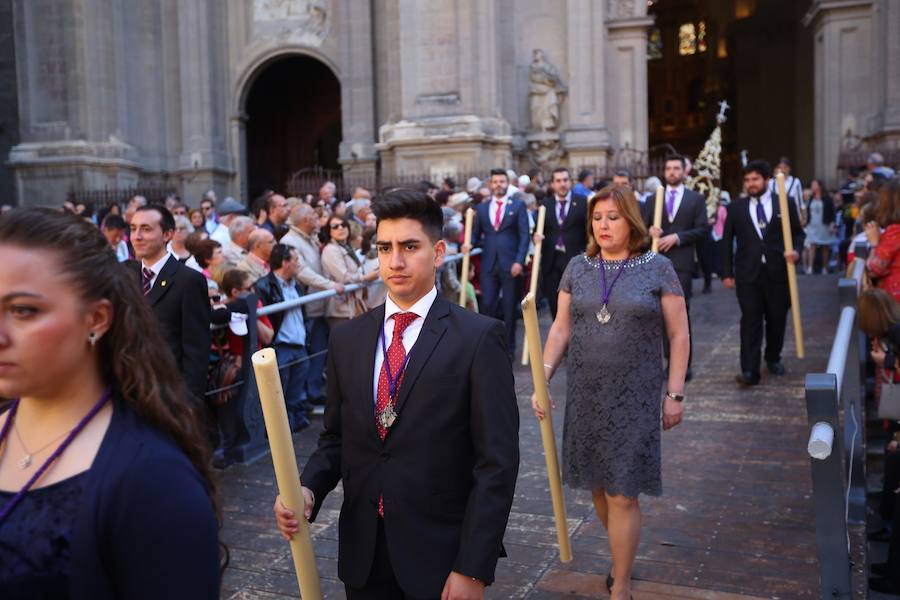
[532,185,689,600]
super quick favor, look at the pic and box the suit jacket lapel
[361,304,385,443]
[561,196,577,228]
[763,198,781,241]
[392,296,450,419]
[147,256,180,306]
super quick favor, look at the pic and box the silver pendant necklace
[13,423,70,470]
[596,254,630,324]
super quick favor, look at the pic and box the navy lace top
[0,472,86,599]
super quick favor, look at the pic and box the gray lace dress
[559,252,683,497]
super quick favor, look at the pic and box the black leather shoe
[735,372,760,386]
[606,573,614,593]
[870,576,900,594]
[309,395,327,406]
[767,361,786,375]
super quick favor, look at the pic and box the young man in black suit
[720,160,804,386]
[129,205,211,402]
[275,189,520,599]
[536,166,588,318]
[641,154,709,377]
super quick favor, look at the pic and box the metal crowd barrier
[208,249,480,465]
[804,258,866,599]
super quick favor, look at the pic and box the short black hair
[776,156,791,167]
[489,168,508,180]
[664,154,686,168]
[135,204,176,232]
[551,166,570,179]
[372,188,443,243]
[743,159,773,180]
[269,243,295,271]
[577,169,592,182]
[102,214,127,231]
[614,169,632,179]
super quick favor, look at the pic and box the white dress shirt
[372,286,438,407]
[141,252,173,289]
[748,190,774,240]
[664,184,685,222]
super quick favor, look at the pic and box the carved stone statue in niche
[528,49,567,132]
[254,0,329,41]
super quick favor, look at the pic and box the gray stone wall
[0,0,19,205]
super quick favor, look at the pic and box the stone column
[8,0,141,205]
[375,0,511,177]
[337,0,377,181]
[176,0,233,201]
[605,12,653,163]
[870,0,900,143]
[804,0,875,187]
[562,0,612,169]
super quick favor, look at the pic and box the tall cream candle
[651,185,664,253]
[458,207,475,308]
[521,293,573,563]
[522,205,547,366]
[252,349,323,599]
[775,173,805,358]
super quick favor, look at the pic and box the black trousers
[542,250,570,319]
[479,264,520,355]
[735,265,790,376]
[345,519,438,600]
[663,269,694,370]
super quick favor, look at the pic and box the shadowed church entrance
[245,55,341,199]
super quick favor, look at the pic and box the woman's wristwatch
[665,391,685,402]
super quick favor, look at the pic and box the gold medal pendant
[596,305,611,324]
[378,405,398,429]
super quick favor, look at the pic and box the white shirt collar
[384,286,438,323]
[142,252,172,275]
[665,183,685,194]
[556,191,572,203]
[751,189,773,204]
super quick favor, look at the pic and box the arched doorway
[646,0,814,189]
[244,55,341,199]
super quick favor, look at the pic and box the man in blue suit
[464,168,530,357]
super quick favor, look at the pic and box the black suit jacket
[540,193,588,272]
[301,295,520,597]
[128,256,211,399]
[641,188,709,274]
[720,194,805,284]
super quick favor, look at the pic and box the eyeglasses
[330,223,348,230]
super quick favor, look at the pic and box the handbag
[208,335,242,406]
[879,370,900,420]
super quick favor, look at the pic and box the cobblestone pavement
[220,275,842,599]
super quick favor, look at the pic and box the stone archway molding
[233,45,341,117]
[230,46,341,201]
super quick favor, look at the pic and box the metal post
[837,278,866,524]
[805,373,852,600]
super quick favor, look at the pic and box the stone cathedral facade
[1,0,898,206]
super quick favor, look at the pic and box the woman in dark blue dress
[0,208,221,599]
